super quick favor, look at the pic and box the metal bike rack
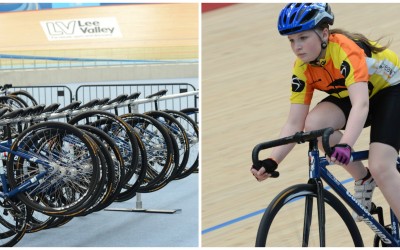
[0,90,199,125]
[104,91,191,214]
[0,91,198,214]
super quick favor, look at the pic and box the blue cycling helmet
[278,3,334,36]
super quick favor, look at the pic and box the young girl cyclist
[251,3,400,222]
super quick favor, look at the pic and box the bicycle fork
[302,139,326,247]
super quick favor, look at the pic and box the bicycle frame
[0,140,53,199]
[308,138,400,246]
[252,128,400,246]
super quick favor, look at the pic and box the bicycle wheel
[68,111,146,201]
[9,90,38,107]
[180,107,199,125]
[256,183,364,247]
[6,121,100,216]
[25,209,57,233]
[0,95,28,109]
[114,128,147,202]
[68,111,140,189]
[72,129,111,216]
[0,202,29,247]
[144,110,189,180]
[180,107,199,174]
[0,96,29,138]
[75,125,124,209]
[163,110,199,179]
[121,113,175,193]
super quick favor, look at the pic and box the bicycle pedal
[370,202,379,214]
[373,224,392,247]
[3,198,22,214]
[382,225,392,247]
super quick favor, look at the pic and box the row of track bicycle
[0,86,199,247]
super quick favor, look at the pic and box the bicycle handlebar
[321,128,335,156]
[252,127,335,177]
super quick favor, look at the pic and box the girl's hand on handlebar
[250,166,271,181]
[326,143,352,166]
[250,158,278,181]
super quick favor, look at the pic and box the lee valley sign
[40,17,122,41]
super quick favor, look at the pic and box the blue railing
[0,54,198,70]
[0,3,133,12]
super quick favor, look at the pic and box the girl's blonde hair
[330,28,390,54]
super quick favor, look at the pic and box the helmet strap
[310,29,328,65]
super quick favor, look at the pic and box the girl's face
[287,30,324,63]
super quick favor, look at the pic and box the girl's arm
[269,103,310,164]
[338,82,369,147]
[251,103,309,180]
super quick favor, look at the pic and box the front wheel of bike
[256,184,364,247]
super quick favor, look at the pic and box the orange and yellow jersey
[290,33,400,105]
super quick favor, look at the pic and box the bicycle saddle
[20,106,35,117]
[1,108,24,119]
[42,103,61,113]
[77,99,99,110]
[146,89,168,99]
[126,92,141,101]
[0,107,9,118]
[1,84,12,91]
[106,94,128,105]
[96,97,110,106]
[55,101,82,113]
[31,104,46,116]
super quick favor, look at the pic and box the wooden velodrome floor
[202,3,400,247]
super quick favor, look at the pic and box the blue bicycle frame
[0,139,54,199]
[252,127,400,246]
[310,144,400,246]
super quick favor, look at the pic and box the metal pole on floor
[104,193,182,214]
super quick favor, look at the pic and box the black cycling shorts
[320,84,400,152]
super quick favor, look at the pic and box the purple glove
[331,144,352,165]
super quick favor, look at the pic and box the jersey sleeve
[290,61,314,105]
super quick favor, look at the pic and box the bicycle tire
[68,111,140,189]
[29,215,73,231]
[142,130,180,192]
[0,95,28,109]
[0,202,29,247]
[144,110,189,180]
[9,90,38,106]
[45,216,73,229]
[180,107,199,125]
[75,125,124,209]
[0,95,29,137]
[132,114,180,193]
[73,129,111,216]
[180,107,199,173]
[120,113,175,193]
[256,183,364,247]
[113,126,148,202]
[163,109,199,179]
[25,209,57,233]
[68,111,147,201]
